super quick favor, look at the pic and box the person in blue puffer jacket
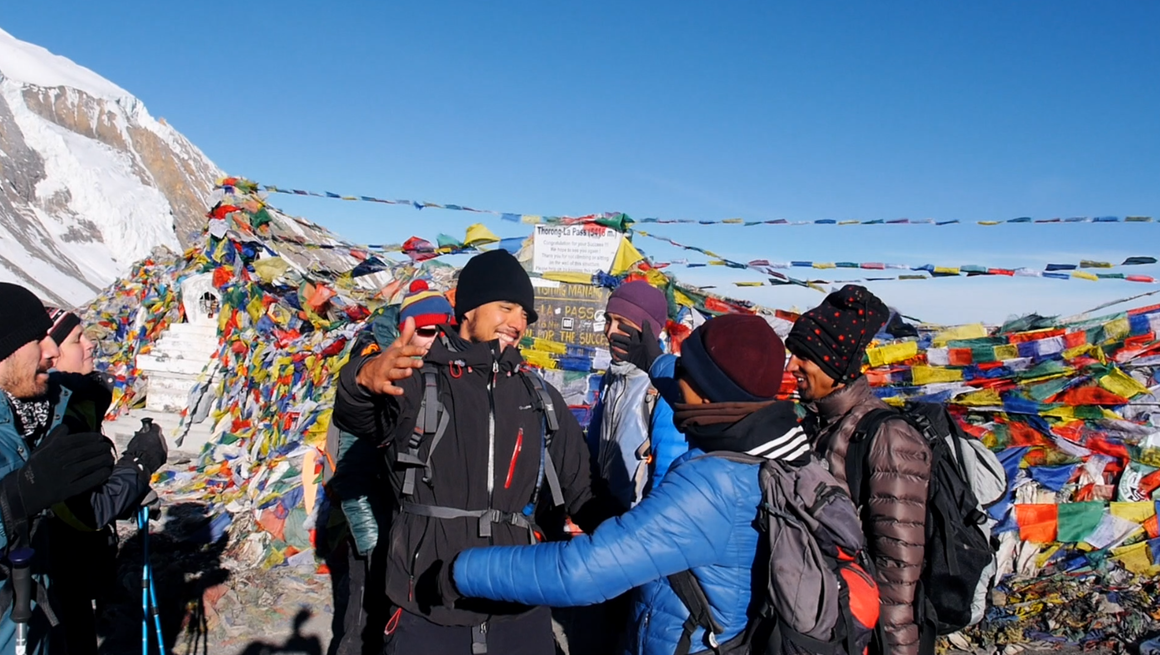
[443,314,809,655]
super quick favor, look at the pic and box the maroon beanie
[785,284,888,383]
[606,281,668,333]
[680,314,785,402]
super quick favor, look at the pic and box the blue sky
[4,2,1159,323]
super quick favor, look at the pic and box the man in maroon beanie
[786,285,932,655]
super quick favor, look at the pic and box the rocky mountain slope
[0,26,220,306]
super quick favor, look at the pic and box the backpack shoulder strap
[397,364,446,497]
[519,369,564,508]
[522,369,560,433]
[843,407,906,509]
[668,569,725,655]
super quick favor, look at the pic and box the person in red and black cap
[324,278,457,655]
[443,312,815,655]
[786,285,932,655]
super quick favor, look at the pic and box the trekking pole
[138,489,165,654]
[9,547,34,655]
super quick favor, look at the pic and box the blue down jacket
[453,353,809,654]
[454,449,762,655]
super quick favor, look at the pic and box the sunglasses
[415,327,439,338]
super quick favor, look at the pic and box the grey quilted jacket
[804,377,932,655]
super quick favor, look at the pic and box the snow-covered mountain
[0,27,220,307]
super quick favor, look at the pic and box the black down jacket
[334,326,614,627]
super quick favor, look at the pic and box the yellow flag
[246,296,265,325]
[253,257,290,283]
[866,341,919,367]
[1063,344,1093,360]
[1035,544,1063,569]
[1111,541,1160,575]
[644,269,669,287]
[933,324,988,346]
[610,237,645,275]
[1042,406,1122,421]
[956,388,1003,407]
[532,338,568,355]
[911,365,964,385]
[521,350,558,370]
[1104,317,1131,342]
[464,223,500,247]
[1071,271,1099,281]
[1100,367,1149,398]
[1110,501,1156,524]
[993,344,1019,361]
[541,271,594,284]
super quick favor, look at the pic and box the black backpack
[845,403,996,638]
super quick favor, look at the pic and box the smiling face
[459,301,529,351]
[786,352,841,402]
[0,337,60,399]
[53,324,95,375]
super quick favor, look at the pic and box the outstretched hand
[355,317,429,396]
[609,320,662,373]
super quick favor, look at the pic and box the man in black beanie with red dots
[786,285,931,655]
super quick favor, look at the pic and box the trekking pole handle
[9,547,34,655]
[9,547,34,623]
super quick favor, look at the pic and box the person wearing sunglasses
[326,279,457,655]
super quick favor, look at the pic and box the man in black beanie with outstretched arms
[334,250,616,655]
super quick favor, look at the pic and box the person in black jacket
[43,307,168,655]
[333,250,615,655]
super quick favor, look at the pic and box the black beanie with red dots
[785,285,888,383]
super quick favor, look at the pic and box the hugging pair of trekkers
[336,248,933,655]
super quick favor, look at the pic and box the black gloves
[609,321,662,373]
[0,426,115,536]
[121,420,168,476]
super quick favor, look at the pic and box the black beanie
[0,283,53,362]
[785,284,889,383]
[454,250,539,324]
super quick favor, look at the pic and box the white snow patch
[0,27,132,103]
[3,80,180,267]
